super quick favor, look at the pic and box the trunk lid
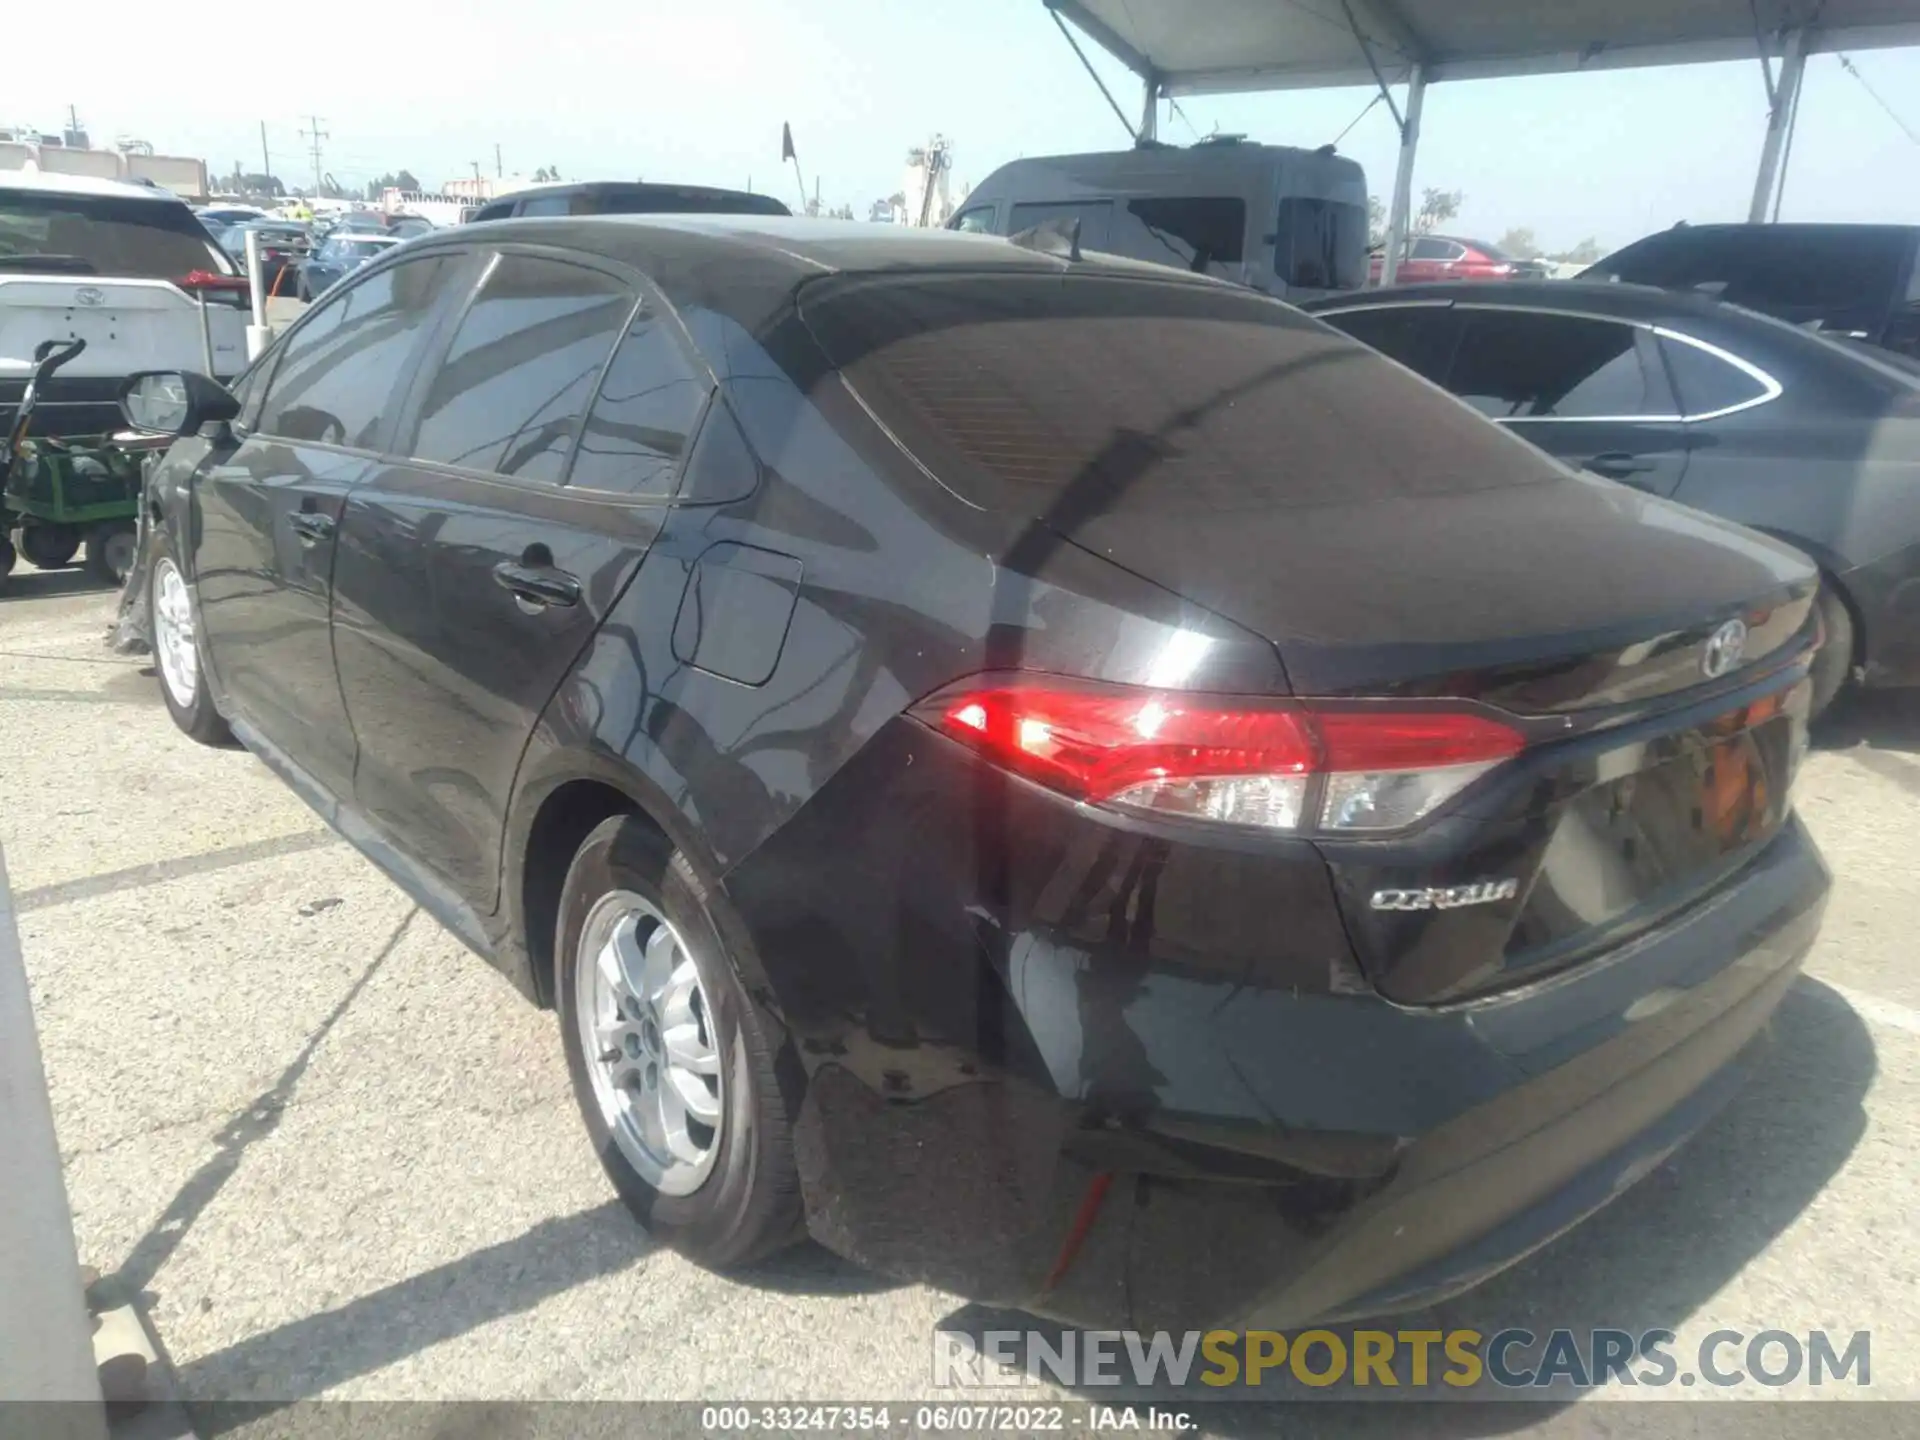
[807,265,1820,1001]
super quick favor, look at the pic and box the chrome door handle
[288,511,334,543]
[492,561,581,608]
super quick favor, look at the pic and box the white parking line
[1807,978,1920,1036]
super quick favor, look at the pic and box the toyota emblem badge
[1702,618,1748,679]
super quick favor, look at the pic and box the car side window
[566,302,713,496]
[1447,310,1673,419]
[1410,237,1457,262]
[408,253,633,483]
[1321,306,1453,383]
[951,206,996,234]
[255,255,450,448]
[1659,334,1773,417]
[1008,200,1113,250]
[517,195,570,218]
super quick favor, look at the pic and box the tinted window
[1448,311,1670,419]
[410,254,631,482]
[1275,197,1367,290]
[804,273,1557,514]
[567,304,711,495]
[257,255,448,447]
[951,207,996,234]
[0,191,230,278]
[516,195,570,218]
[1110,197,1244,275]
[1321,306,1452,381]
[1660,334,1771,416]
[1008,201,1112,250]
[1410,237,1459,261]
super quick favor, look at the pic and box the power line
[1838,53,1920,147]
[1330,91,1384,146]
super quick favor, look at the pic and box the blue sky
[16,0,1920,252]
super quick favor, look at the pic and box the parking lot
[5,568,1920,1430]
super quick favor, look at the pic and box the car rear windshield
[801,271,1557,513]
[0,190,231,278]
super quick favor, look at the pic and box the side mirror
[119,371,240,437]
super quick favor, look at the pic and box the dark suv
[121,217,1828,1331]
[1585,222,1920,358]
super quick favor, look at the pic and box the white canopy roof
[1048,0,1920,94]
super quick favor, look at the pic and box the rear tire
[0,533,13,590]
[148,539,233,747]
[1809,582,1855,721]
[19,523,80,569]
[555,816,803,1268]
[86,520,137,587]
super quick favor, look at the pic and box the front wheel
[148,541,233,746]
[86,520,137,586]
[1809,583,1855,721]
[556,817,803,1267]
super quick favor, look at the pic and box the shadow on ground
[938,975,1876,1435]
[1815,686,1920,755]
[0,566,114,602]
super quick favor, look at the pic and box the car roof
[0,168,181,202]
[436,213,1229,286]
[1304,279,1739,323]
[481,180,776,205]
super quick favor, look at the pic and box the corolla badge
[73,286,106,307]
[1370,879,1518,912]
[1702,618,1748,679]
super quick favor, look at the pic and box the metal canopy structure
[1044,0,1920,280]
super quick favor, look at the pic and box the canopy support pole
[1139,73,1159,141]
[1749,27,1807,223]
[1381,65,1426,286]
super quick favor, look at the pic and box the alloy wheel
[152,558,200,710]
[574,891,725,1196]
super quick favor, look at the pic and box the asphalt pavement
[3,571,1916,1435]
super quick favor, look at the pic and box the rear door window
[256,254,451,448]
[1410,237,1463,262]
[1274,196,1367,290]
[566,302,713,496]
[951,206,997,234]
[1008,200,1112,250]
[802,272,1556,515]
[1658,334,1775,417]
[407,252,633,482]
[1446,310,1675,419]
[0,190,229,278]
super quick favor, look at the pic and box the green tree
[1496,227,1539,259]
[364,170,422,200]
[1414,187,1463,235]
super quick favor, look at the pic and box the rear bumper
[730,719,1829,1329]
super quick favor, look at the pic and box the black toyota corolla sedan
[1303,280,1920,716]
[119,218,1828,1332]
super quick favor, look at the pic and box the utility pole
[495,143,503,178]
[470,160,483,183]
[300,114,328,197]
[259,120,271,191]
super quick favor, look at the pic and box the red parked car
[1369,234,1514,285]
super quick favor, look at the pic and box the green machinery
[2,339,143,590]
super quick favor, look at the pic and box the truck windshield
[0,191,232,279]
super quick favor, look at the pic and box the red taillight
[912,675,1525,834]
[175,270,249,293]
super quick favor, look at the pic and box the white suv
[1,171,247,439]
